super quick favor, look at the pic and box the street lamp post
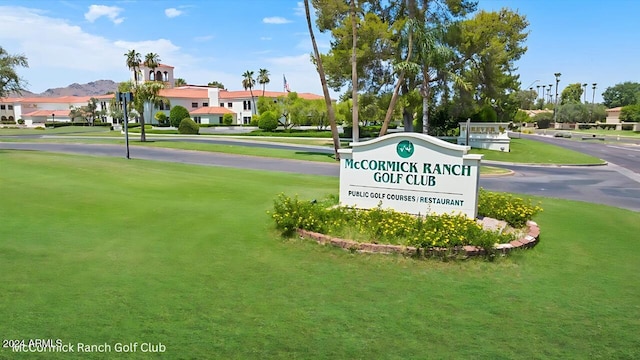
[554,73,561,125]
[589,83,597,123]
[582,83,588,103]
[541,85,546,107]
[548,84,553,103]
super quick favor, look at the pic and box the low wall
[296,220,540,258]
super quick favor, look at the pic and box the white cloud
[260,37,272,41]
[84,4,124,24]
[164,8,183,18]
[293,2,305,17]
[193,35,214,42]
[263,16,291,24]
[0,6,195,92]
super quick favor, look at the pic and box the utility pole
[554,73,561,124]
[116,92,133,159]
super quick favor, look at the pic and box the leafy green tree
[242,70,256,114]
[0,46,28,97]
[178,118,199,134]
[620,104,640,122]
[513,109,531,124]
[207,81,225,89]
[175,78,187,87]
[513,89,537,110]
[560,83,583,105]
[258,110,278,131]
[222,113,233,125]
[556,103,589,123]
[68,97,103,125]
[170,105,191,128]
[454,9,529,123]
[602,82,640,108]
[132,81,168,141]
[257,68,270,96]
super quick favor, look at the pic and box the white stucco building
[0,63,323,127]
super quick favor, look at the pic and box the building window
[243,100,252,111]
[243,116,251,124]
[194,116,201,124]
[219,116,223,124]
[228,102,232,108]
[192,102,198,108]
[0,105,5,110]
[203,102,208,107]
[220,103,224,107]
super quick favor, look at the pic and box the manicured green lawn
[568,128,640,138]
[470,138,605,164]
[0,151,638,359]
[0,126,110,135]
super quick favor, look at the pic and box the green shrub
[125,123,140,129]
[155,112,168,126]
[222,113,233,125]
[258,111,278,131]
[270,193,522,255]
[170,105,191,127]
[178,118,199,134]
[477,188,542,228]
[250,115,260,126]
[17,119,24,125]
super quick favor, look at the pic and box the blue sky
[0,0,638,103]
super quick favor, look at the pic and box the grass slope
[1,152,638,359]
[470,138,604,164]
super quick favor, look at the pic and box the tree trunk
[350,0,359,143]
[403,109,413,132]
[250,87,256,115]
[420,67,430,134]
[140,111,146,142]
[305,0,341,160]
[379,22,414,137]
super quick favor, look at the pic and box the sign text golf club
[338,133,483,218]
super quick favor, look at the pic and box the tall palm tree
[304,0,340,160]
[143,52,161,81]
[257,68,270,96]
[125,49,141,84]
[175,78,187,87]
[242,70,256,114]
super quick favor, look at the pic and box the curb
[296,220,540,258]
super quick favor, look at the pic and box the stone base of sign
[296,220,540,258]
[457,138,511,152]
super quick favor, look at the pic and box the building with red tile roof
[0,64,326,127]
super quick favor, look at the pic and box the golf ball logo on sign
[396,140,414,158]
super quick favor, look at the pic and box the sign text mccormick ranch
[338,133,483,218]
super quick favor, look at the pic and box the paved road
[2,142,640,212]
[517,133,640,173]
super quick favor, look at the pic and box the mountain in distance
[17,80,119,98]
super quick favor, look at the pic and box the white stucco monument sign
[338,133,483,219]
[457,122,511,152]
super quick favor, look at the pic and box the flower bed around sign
[270,189,542,256]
